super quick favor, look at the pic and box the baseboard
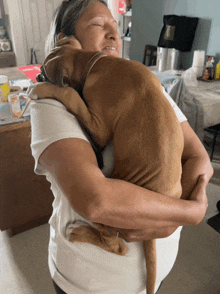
[207,213,220,234]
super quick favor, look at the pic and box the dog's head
[37,44,84,88]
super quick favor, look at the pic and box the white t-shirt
[30,87,187,294]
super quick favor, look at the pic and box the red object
[17,65,41,83]
[118,0,126,14]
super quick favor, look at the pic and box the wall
[130,0,164,63]
[108,0,123,35]
[130,0,220,69]
[2,0,122,66]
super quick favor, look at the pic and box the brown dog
[36,45,184,294]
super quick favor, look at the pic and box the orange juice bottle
[0,75,10,103]
[215,60,220,80]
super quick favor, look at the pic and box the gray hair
[45,0,108,55]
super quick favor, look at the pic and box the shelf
[121,9,132,60]
[0,51,16,68]
[121,35,131,42]
[123,10,132,17]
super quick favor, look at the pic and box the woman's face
[75,1,122,57]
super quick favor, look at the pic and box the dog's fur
[38,47,184,294]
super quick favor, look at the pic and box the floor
[0,161,219,294]
[205,161,220,220]
[0,222,54,294]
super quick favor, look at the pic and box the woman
[29,1,213,293]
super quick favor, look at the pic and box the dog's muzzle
[36,73,47,83]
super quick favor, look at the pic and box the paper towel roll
[192,66,204,78]
[192,50,205,67]
[157,47,168,72]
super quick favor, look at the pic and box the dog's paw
[27,84,38,100]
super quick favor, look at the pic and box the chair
[203,123,220,162]
[143,45,157,66]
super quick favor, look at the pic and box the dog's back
[83,57,184,198]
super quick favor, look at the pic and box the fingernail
[201,174,207,182]
[32,94,38,100]
[28,92,38,100]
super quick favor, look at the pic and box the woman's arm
[98,121,213,241]
[39,126,210,233]
[180,121,213,200]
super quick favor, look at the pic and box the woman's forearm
[92,135,213,231]
[92,176,201,230]
[92,153,213,230]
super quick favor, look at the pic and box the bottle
[215,60,220,80]
[209,57,215,79]
[125,22,132,37]
[203,57,214,80]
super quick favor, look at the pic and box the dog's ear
[61,68,71,87]
[41,57,69,87]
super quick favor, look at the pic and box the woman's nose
[106,25,120,40]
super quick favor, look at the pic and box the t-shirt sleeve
[162,86,187,123]
[30,98,89,175]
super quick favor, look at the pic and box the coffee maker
[157,15,199,72]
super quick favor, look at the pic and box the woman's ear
[57,32,66,41]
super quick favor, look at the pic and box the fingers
[56,35,82,49]
[44,36,82,66]
[188,174,208,223]
[198,174,208,187]
[193,174,208,196]
[56,36,72,46]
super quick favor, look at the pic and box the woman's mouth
[105,47,116,50]
[103,46,117,51]
[103,46,120,57]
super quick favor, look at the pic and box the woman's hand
[188,174,208,204]
[56,35,82,49]
[94,174,209,242]
[187,174,208,224]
